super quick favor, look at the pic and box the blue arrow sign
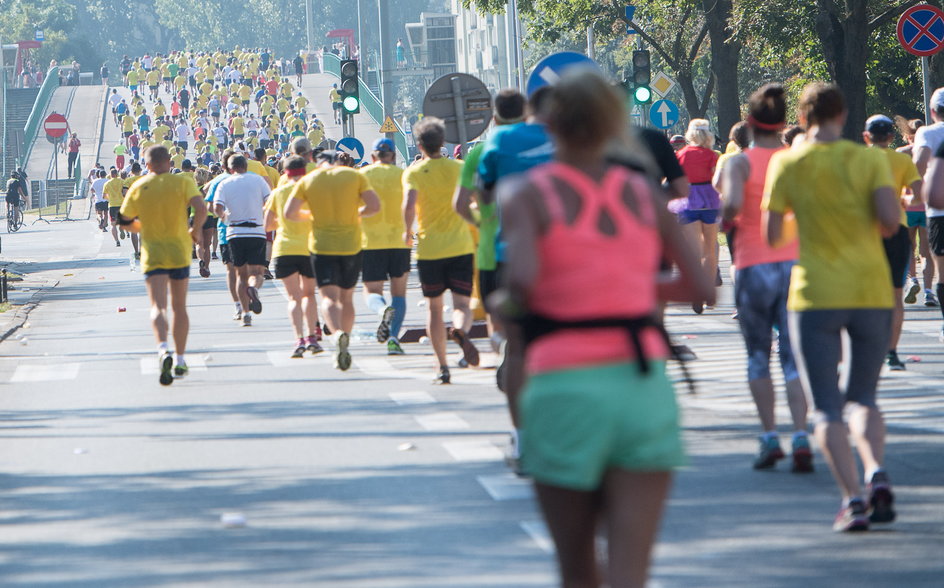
[35,29,44,42]
[526,52,599,97]
[625,6,636,35]
[336,137,365,165]
[649,99,679,130]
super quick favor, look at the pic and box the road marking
[519,521,554,554]
[139,355,207,375]
[267,349,305,367]
[10,363,80,382]
[414,412,469,431]
[442,440,503,462]
[389,391,437,405]
[477,474,533,501]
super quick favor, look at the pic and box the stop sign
[43,112,69,139]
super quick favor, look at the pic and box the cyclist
[6,171,26,219]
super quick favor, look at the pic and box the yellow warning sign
[379,116,398,133]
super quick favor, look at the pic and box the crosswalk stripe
[477,474,533,501]
[139,356,207,375]
[414,412,469,431]
[441,440,504,462]
[10,363,80,382]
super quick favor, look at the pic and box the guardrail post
[1,269,8,304]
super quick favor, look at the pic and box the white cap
[932,87,944,110]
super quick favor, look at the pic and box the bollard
[1,269,7,304]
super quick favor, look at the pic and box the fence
[20,66,60,169]
[322,54,409,163]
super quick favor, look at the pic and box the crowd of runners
[75,45,944,587]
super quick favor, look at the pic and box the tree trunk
[703,0,741,138]
[815,0,869,140]
[677,69,709,120]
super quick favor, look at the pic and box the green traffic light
[342,96,360,113]
[634,85,652,104]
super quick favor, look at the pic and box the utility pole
[378,0,395,137]
[305,0,313,51]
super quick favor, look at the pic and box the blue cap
[372,138,395,152]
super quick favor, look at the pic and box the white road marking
[477,474,533,501]
[414,412,469,431]
[389,391,437,405]
[266,349,304,367]
[441,440,503,462]
[10,363,80,382]
[520,521,554,554]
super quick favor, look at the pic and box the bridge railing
[20,66,60,169]
[322,53,409,163]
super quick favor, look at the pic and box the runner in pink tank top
[721,83,811,474]
[490,69,713,588]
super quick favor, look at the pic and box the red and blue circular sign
[898,4,944,57]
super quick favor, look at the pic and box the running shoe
[116,240,121,247]
[731,310,739,320]
[886,350,905,371]
[376,306,395,343]
[174,362,188,377]
[753,435,785,469]
[198,260,210,278]
[158,351,174,386]
[496,338,507,392]
[448,327,480,367]
[671,344,698,362]
[313,324,324,341]
[233,308,243,321]
[335,331,352,371]
[867,471,896,524]
[291,340,306,358]
[791,435,814,473]
[305,335,324,355]
[134,252,140,260]
[242,313,252,327]
[833,498,870,532]
[263,270,274,280]
[904,280,920,304]
[119,228,126,240]
[322,322,332,337]
[211,252,219,260]
[925,289,939,307]
[387,338,404,355]
[436,365,451,384]
[692,301,704,314]
[715,268,723,286]
[247,286,262,314]
[458,357,469,368]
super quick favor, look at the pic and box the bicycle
[7,201,23,233]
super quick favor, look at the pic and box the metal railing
[20,66,60,169]
[2,68,8,179]
[322,53,409,163]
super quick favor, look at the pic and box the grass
[0,302,11,313]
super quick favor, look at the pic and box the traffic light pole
[378,0,395,140]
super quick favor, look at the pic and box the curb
[0,278,59,344]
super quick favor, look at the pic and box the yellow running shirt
[402,157,473,260]
[265,183,311,257]
[104,177,125,206]
[878,148,921,226]
[290,167,372,255]
[764,140,894,311]
[360,163,407,250]
[120,173,200,273]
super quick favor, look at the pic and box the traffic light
[339,59,360,114]
[632,50,651,104]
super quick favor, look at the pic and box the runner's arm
[873,185,900,238]
[655,188,715,306]
[189,195,207,245]
[915,145,932,177]
[924,156,944,209]
[402,188,417,246]
[720,154,750,223]
[359,189,380,217]
[453,185,477,225]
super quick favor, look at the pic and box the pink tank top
[734,147,798,269]
[525,162,668,374]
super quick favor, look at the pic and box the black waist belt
[691,181,712,186]
[231,221,261,228]
[515,313,695,393]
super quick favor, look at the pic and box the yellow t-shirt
[174,75,187,90]
[104,177,125,206]
[402,157,473,260]
[238,85,251,100]
[127,70,139,85]
[329,88,341,103]
[120,173,200,273]
[231,116,245,135]
[764,140,894,311]
[146,69,160,85]
[290,167,372,255]
[294,96,308,110]
[877,148,921,226]
[171,153,185,169]
[246,159,272,187]
[121,115,134,133]
[360,163,407,250]
[124,174,144,190]
[265,183,311,257]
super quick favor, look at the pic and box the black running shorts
[228,237,267,267]
[312,251,362,289]
[274,255,315,279]
[929,216,944,256]
[417,254,474,298]
[882,225,911,289]
[361,248,411,282]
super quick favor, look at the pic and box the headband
[747,115,786,132]
[285,167,307,178]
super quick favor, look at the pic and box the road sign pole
[449,76,469,157]
[923,56,933,125]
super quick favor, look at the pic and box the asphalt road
[1,210,942,587]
